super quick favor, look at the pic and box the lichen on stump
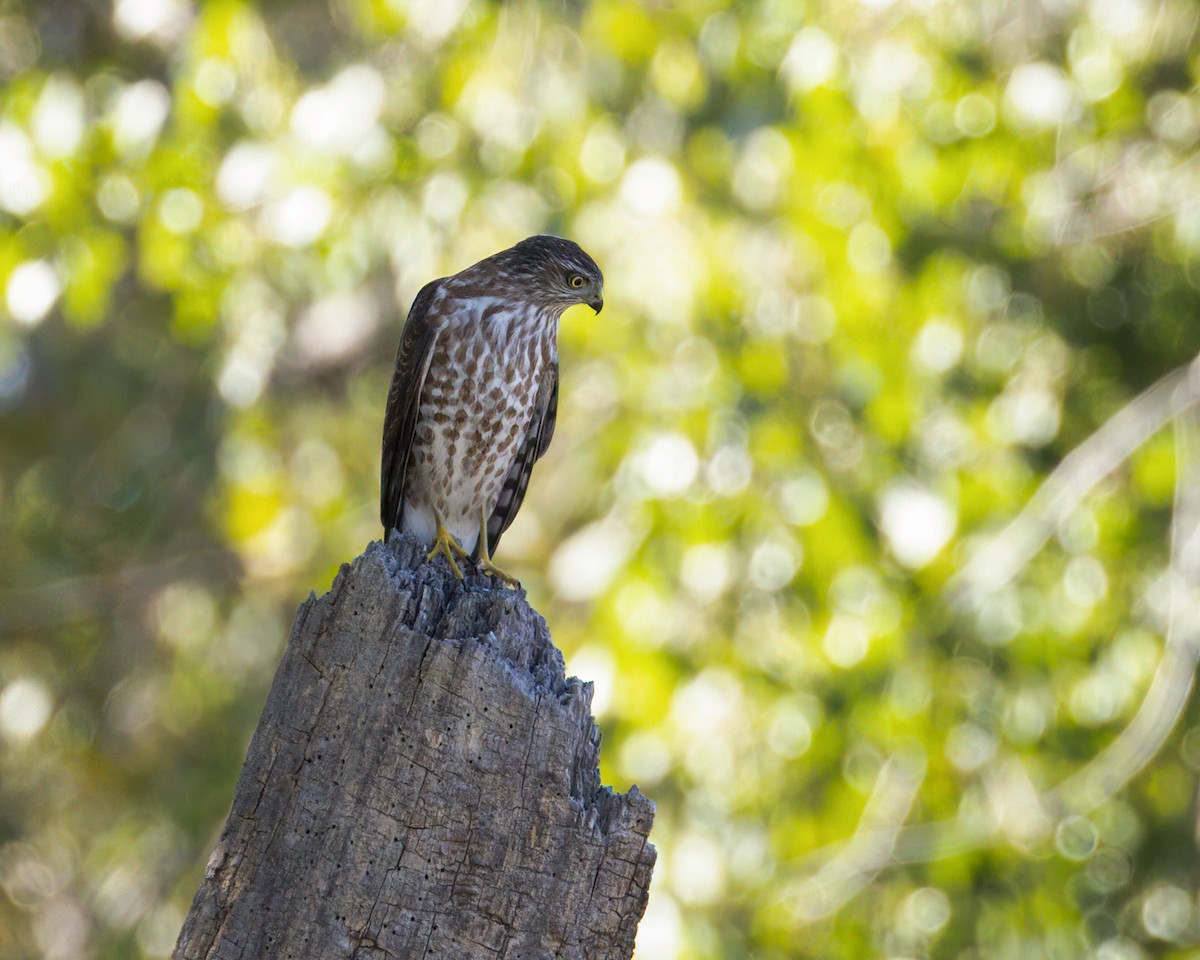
[173,534,656,960]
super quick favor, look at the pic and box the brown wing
[479,358,559,557]
[380,279,444,541]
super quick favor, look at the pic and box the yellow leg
[476,509,521,589]
[425,513,470,579]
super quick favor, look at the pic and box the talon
[475,507,521,589]
[477,557,521,589]
[425,515,469,579]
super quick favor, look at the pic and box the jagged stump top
[173,533,655,960]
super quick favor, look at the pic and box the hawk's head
[488,235,604,315]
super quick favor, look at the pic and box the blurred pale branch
[787,750,926,924]
[948,358,1200,608]
[789,356,1200,923]
[1046,409,1200,815]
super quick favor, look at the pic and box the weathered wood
[173,535,656,960]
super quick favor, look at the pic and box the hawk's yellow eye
[568,274,586,288]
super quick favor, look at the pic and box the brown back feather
[380,279,444,540]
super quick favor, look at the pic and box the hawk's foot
[474,507,520,589]
[476,557,521,590]
[425,521,470,579]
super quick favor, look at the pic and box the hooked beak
[588,296,604,314]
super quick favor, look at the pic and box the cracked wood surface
[173,535,656,960]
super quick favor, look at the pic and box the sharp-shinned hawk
[380,235,604,584]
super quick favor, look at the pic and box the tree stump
[173,534,656,960]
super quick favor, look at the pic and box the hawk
[381,235,604,585]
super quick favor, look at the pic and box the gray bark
[173,534,656,960]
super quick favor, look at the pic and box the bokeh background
[3,0,1200,957]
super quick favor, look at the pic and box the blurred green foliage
[2,0,1200,957]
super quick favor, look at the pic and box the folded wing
[380,280,444,541]
[481,358,559,556]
